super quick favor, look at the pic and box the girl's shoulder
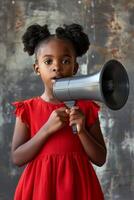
[12,97,41,125]
[77,99,100,110]
[12,96,41,116]
[12,96,40,106]
[77,100,100,127]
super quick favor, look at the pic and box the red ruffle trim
[12,101,29,126]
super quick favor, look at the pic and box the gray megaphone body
[53,60,129,110]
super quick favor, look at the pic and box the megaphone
[53,59,129,110]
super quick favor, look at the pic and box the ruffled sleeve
[12,101,29,127]
[86,101,100,127]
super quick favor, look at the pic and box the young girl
[11,23,107,200]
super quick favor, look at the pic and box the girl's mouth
[52,76,62,80]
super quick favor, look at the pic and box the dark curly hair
[22,23,90,57]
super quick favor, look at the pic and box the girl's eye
[44,59,52,65]
[62,59,70,64]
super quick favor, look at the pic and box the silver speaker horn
[53,59,129,110]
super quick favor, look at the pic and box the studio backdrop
[0,0,133,199]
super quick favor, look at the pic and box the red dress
[12,97,104,200]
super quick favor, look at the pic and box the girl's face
[34,38,78,91]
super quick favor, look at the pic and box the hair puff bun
[22,24,50,56]
[56,23,90,57]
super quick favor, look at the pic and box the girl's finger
[70,110,82,117]
[69,114,80,120]
[70,106,79,111]
[69,119,78,126]
[65,109,70,114]
[57,107,69,117]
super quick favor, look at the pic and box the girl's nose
[52,62,61,72]
[52,66,60,72]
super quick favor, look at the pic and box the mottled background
[0,0,134,199]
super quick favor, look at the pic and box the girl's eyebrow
[43,55,53,58]
[42,54,72,58]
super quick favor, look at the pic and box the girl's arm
[77,118,107,166]
[11,117,51,167]
[11,107,68,166]
[69,107,107,167]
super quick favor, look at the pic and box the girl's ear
[33,64,40,75]
[73,62,79,75]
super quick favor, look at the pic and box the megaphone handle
[64,100,77,134]
[72,124,77,134]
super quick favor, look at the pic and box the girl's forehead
[37,38,76,57]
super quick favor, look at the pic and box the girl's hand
[67,106,86,133]
[45,107,69,135]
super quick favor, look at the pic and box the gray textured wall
[0,0,134,199]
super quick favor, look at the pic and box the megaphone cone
[53,60,129,110]
[100,60,129,110]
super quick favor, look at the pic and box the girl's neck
[41,90,61,104]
